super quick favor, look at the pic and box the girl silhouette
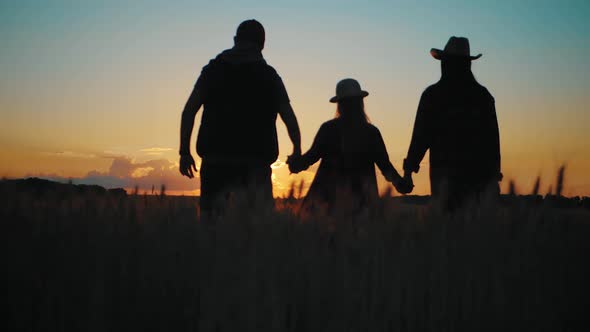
[288,79,409,213]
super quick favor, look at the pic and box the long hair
[335,97,369,124]
[441,58,478,84]
[335,97,370,155]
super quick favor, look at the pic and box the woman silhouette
[403,37,501,210]
[288,79,409,212]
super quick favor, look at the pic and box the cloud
[99,150,128,159]
[41,156,199,193]
[131,167,154,178]
[140,147,174,156]
[32,155,317,197]
[140,147,173,153]
[271,159,286,169]
[267,158,317,197]
[41,151,97,159]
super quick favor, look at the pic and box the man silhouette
[402,37,502,209]
[179,19,301,213]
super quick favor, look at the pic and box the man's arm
[278,102,301,156]
[179,87,203,178]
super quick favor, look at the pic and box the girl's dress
[297,118,401,212]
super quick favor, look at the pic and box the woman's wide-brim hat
[329,78,369,103]
[430,36,482,60]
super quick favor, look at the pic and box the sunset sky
[1,0,589,197]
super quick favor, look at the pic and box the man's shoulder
[262,62,278,73]
[261,63,283,82]
[203,58,279,76]
[199,58,220,75]
[199,58,277,77]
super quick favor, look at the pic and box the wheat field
[2,184,590,331]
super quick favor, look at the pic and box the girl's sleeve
[297,123,329,170]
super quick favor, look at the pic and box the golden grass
[2,183,590,331]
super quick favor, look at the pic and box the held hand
[286,154,305,174]
[402,173,415,194]
[179,154,198,179]
[391,178,406,195]
[392,173,414,195]
[286,145,302,173]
